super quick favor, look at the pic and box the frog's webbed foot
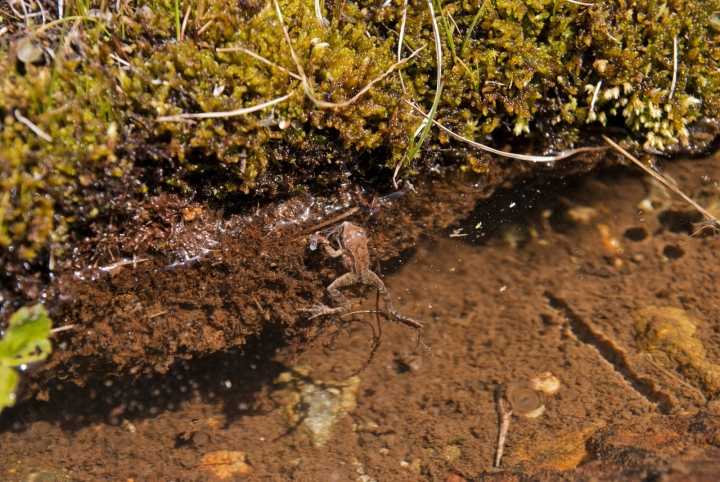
[298,304,346,319]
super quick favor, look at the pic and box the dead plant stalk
[602,135,720,232]
[407,102,607,162]
[495,397,513,467]
[393,0,442,188]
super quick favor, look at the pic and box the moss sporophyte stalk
[0,0,719,263]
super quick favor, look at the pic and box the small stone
[199,451,250,479]
[531,372,561,395]
[31,421,51,437]
[441,444,461,462]
[193,431,210,447]
[408,458,422,475]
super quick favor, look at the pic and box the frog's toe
[298,304,333,319]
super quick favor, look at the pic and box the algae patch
[511,420,606,471]
[634,306,720,397]
[275,364,360,446]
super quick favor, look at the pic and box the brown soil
[2,151,720,480]
[7,147,609,390]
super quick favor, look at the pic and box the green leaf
[0,304,53,367]
[0,364,19,412]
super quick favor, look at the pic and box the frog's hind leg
[299,272,356,318]
[363,270,423,329]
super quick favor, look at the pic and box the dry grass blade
[669,36,678,100]
[314,0,329,26]
[407,101,607,162]
[216,47,303,81]
[397,0,408,62]
[495,393,513,467]
[156,93,293,122]
[196,19,213,36]
[602,135,720,231]
[273,0,423,109]
[15,109,53,142]
[180,4,191,42]
[393,0,442,187]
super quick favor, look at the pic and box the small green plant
[0,305,53,413]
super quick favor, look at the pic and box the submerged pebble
[193,431,210,447]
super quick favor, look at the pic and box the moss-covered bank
[1,0,719,272]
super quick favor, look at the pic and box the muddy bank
[2,144,616,391]
[1,150,720,480]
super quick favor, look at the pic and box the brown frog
[301,222,423,329]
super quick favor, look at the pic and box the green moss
[0,0,719,264]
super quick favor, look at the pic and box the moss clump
[0,0,719,267]
[635,306,720,396]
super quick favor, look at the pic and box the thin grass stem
[217,47,303,81]
[156,92,294,122]
[407,101,607,162]
[174,0,181,41]
[460,0,488,56]
[15,109,53,142]
[669,36,678,100]
[602,135,720,230]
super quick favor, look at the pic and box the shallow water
[2,154,720,481]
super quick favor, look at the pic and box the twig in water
[602,135,720,232]
[669,36,678,100]
[495,386,514,467]
[15,110,53,142]
[301,206,362,234]
[217,47,303,81]
[156,93,293,122]
[273,0,423,109]
[407,101,607,162]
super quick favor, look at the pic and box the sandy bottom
[2,155,720,481]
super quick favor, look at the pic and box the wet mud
[4,147,608,390]
[2,151,720,480]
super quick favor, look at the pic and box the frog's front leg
[299,272,357,318]
[361,270,424,329]
[324,242,344,258]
